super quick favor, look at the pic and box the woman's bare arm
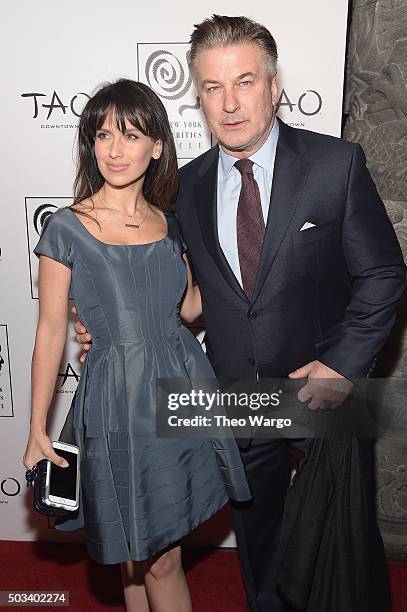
[31,255,71,431]
[180,253,202,323]
[23,256,72,469]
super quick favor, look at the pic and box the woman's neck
[99,182,147,217]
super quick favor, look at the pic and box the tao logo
[276,89,322,116]
[21,91,90,120]
[58,363,80,387]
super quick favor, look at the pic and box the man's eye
[240,81,252,87]
[207,86,220,93]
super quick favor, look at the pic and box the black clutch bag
[25,459,73,518]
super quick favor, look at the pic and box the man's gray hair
[188,15,278,80]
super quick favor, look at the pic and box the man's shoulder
[280,121,358,158]
[300,127,355,149]
[179,145,218,182]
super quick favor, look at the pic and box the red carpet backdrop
[1,542,407,611]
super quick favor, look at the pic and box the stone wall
[344,0,407,560]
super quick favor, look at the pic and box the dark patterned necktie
[235,158,265,300]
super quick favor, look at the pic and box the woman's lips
[106,164,130,172]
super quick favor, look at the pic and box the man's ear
[271,76,278,109]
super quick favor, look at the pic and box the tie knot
[234,158,254,175]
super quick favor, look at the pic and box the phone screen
[49,449,78,500]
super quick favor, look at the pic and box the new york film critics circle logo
[20,90,90,130]
[144,49,198,114]
[138,43,211,160]
[0,325,14,418]
[25,198,73,299]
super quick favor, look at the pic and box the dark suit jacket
[175,118,406,381]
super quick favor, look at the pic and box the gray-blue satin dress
[34,206,251,564]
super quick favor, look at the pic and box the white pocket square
[300,221,316,231]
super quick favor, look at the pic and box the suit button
[248,357,255,365]
[248,311,257,320]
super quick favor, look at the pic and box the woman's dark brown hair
[73,78,178,213]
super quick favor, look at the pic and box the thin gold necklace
[98,193,150,229]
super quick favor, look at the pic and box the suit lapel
[195,146,249,303]
[250,120,311,305]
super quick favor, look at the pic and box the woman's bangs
[118,102,149,136]
[89,103,148,137]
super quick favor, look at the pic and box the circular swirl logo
[145,50,192,101]
[33,203,57,235]
[1,478,21,497]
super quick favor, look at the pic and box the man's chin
[217,137,258,154]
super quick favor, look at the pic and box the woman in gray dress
[22,79,251,612]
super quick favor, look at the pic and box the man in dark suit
[173,14,405,611]
[75,15,405,611]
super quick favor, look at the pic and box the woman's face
[94,111,162,188]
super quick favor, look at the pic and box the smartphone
[45,441,80,511]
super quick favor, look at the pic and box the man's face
[195,43,278,158]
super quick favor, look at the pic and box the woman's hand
[22,431,69,470]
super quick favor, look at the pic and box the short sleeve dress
[34,206,251,564]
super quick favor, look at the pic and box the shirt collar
[219,117,279,177]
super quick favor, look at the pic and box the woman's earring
[153,141,163,160]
